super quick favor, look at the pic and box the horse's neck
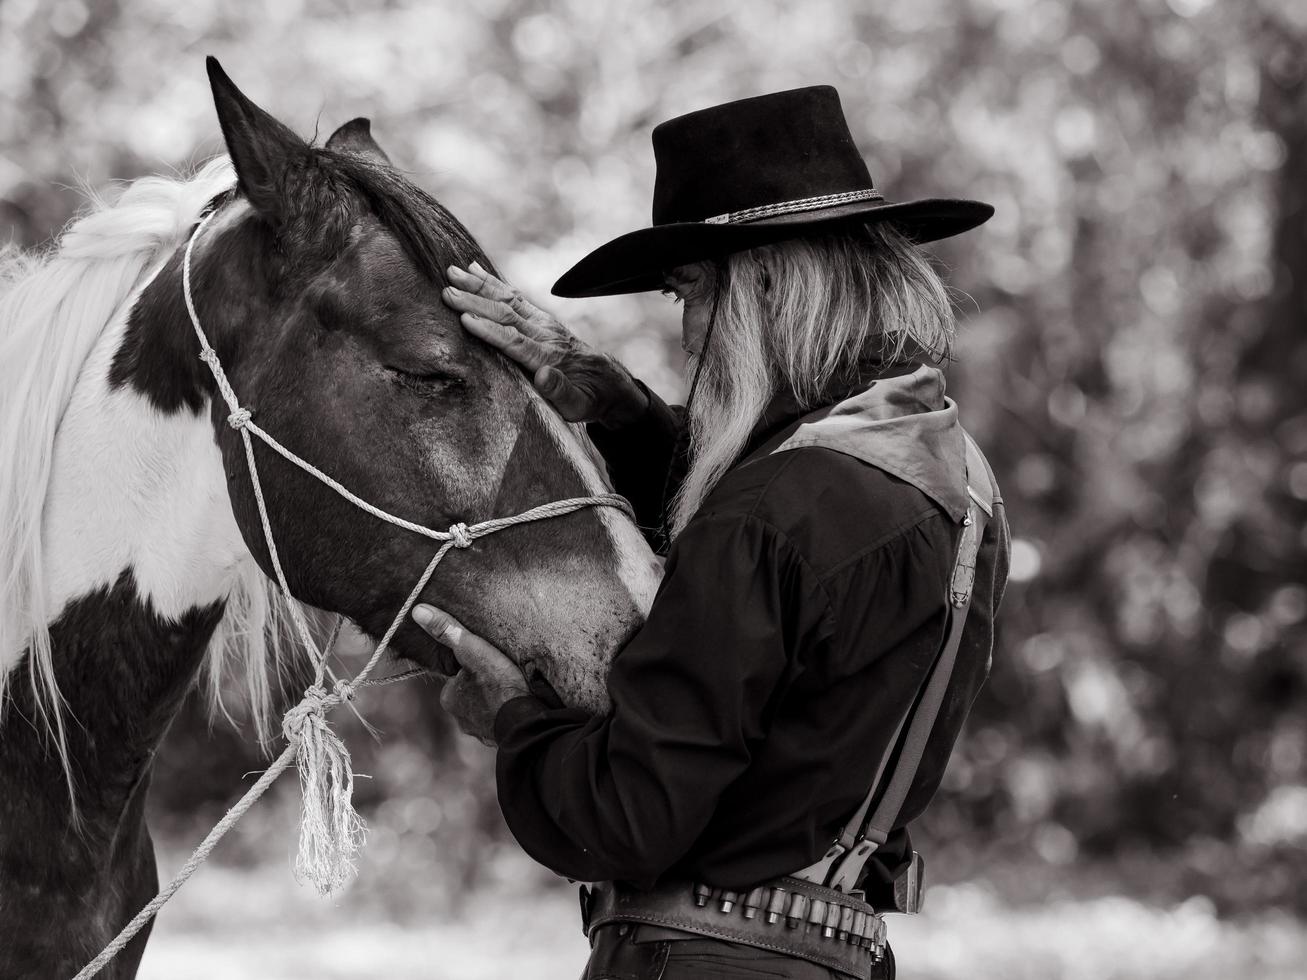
[0,262,253,974]
[12,258,251,807]
[43,268,249,628]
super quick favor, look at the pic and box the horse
[0,58,660,978]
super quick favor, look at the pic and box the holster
[859,849,925,914]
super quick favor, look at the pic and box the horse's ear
[206,56,306,224]
[325,118,392,167]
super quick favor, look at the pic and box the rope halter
[180,206,632,886]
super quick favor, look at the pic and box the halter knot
[282,684,336,742]
[227,407,253,430]
[198,347,219,368]
[448,522,474,549]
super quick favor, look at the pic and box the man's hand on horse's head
[441,263,648,428]
[412,604,529,745]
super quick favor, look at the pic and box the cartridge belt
[582,877,886,976]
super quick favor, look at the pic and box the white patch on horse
[524,386,661,616]
[40,304,251,636]
[0,163,284,730]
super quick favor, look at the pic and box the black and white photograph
[2,1,1305,978]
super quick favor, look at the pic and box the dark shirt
[493,367,1010,891]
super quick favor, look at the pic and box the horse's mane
[0,158,296,790]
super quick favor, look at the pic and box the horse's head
[181,60,659,710]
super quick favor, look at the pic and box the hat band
[702,188,884,226]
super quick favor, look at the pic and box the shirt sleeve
[492,512,829,886]
[586,382,686,549]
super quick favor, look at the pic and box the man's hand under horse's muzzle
[412,603,530,745]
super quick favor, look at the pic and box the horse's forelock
[321,154,496,283]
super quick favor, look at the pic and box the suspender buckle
[790,841,846,886]
[825,835,882,893]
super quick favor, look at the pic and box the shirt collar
[757,364,970,522]
[744,361,923,456]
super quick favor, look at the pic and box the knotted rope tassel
[283,681,364,895]
[277,536,457,896]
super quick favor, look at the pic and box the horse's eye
[388,366,465,395]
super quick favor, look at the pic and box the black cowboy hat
[552,85,993,298]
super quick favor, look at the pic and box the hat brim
[551,198,993,298]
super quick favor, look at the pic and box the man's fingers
[415,603,525,746]
[443,285,521,327]
[447,265,536,322]
[464,261,533,316]
[448,261,514,301]
[446,263,486,291]
[412,603,465,646]
[448,264,563,342]
[413,604,487,662]
[412,604,513,673]
[459,313,552,372]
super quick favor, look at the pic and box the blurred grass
[135,797,1307,980]
[137,849,1307,980]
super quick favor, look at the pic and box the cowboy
[412,86,1010,979]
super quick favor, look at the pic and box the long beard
[668,316,775,537]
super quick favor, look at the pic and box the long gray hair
[669,222,956,536]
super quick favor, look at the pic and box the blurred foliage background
[4,0,1307,976]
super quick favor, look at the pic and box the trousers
[582,924,896,980]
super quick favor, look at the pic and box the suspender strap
[796,434,995,892]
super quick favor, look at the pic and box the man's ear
[206,56,306,224]
[325,117,392,167]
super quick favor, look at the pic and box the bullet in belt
[742,887,766,919]
[823,901,842,939]
[785,892,809,928]
[693,883,714,908]
[719,890,740,914]
[765,887,789,925]
[838,903,856,942]
[807,897,827,932]
[859,913,878,950]
[852,910,867,945]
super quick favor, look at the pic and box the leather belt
[582,877,886,976]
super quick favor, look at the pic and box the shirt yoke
[699,445,955,581]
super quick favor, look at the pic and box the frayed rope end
[284,684,367,897]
